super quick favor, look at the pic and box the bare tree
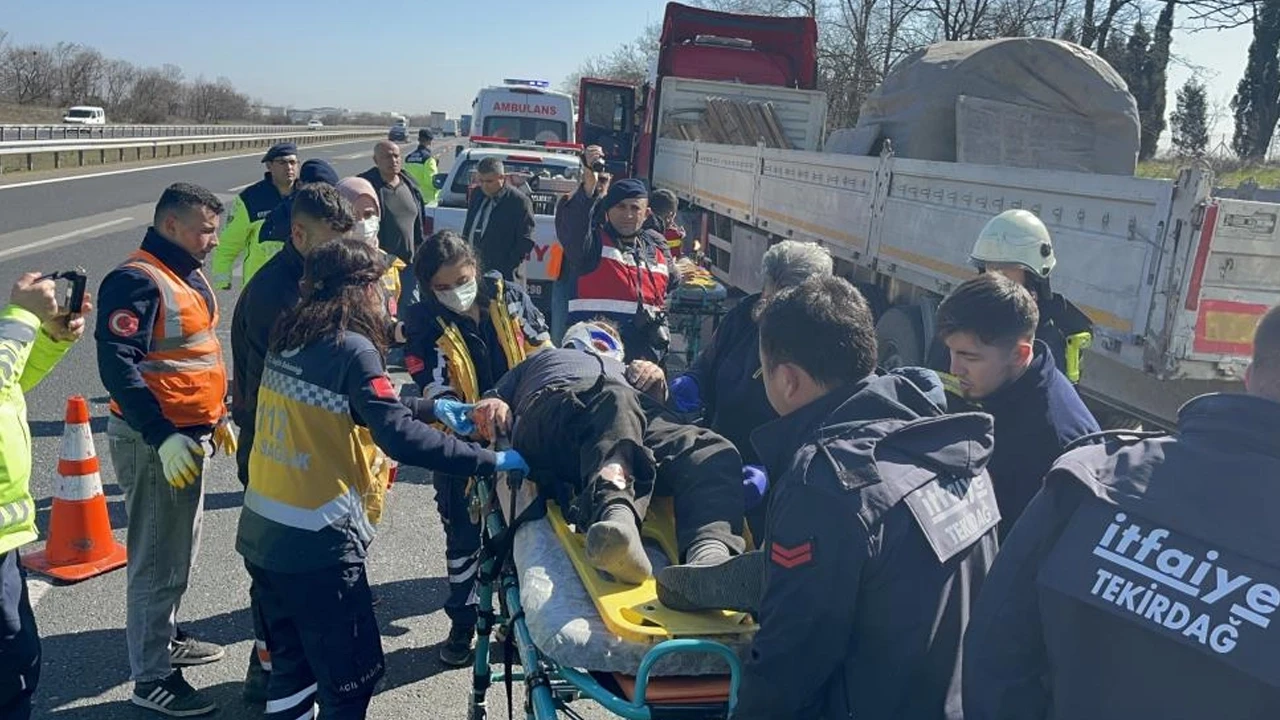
[101,58,136,114]
[0,45,56,104]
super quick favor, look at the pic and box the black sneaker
[170,630,225,666]
[131,670,217,717]
[439,622,476,667]
[657,549,765,613]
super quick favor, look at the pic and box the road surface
[0,137,613,719]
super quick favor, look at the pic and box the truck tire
[876,305,926,369]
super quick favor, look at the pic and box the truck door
[577,79,636,178]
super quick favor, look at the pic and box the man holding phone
[0,271,92,719]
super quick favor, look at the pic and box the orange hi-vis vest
[108,249,228,428]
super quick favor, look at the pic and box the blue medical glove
[743,465,768,510]
[495,449,530,474]
[433,398,476,434]
[669,374,702,412]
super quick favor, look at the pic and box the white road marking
[0,138,376,191]
[0,216,133,260]
[226,182,254,192]
[332,151,370,160]
[28,577,51,607]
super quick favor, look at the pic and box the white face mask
[436,278,478,314]
[354,216,380,244]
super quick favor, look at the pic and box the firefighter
[963,304,1280,719]
[228,184,354,704]
[655,276,999,720]
[96,183,236,717]
[236,238,527,719]
[403,128,440,205]
[211,142,298,290]
[0,273,91,719]
[401,229,551,666]
[461,321,747,586]
[968,209,1094,383]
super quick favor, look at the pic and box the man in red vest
[97,183,234,718]
[554,145,680,364]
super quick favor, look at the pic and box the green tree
[1232,0,1280,160]
[1171,78,1210,155]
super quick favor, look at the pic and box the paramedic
[556,144,679,363]
[402,229,551,667]
[236,238,528,720]
[404,129,440,205]
[211,142,298,290]
[669,241,833,529]
[656,276,999,720]
[463,321,747,585]
[0,272,91,719]
[96,183,232,717]
[963,304,1280,719]
[336,176,406,318]
[229,183,355,704]
[969,209,1094,382]
[935,273,1098,537]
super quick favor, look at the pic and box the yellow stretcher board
[545,498,757,645]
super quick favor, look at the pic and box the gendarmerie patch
[1038,502,1280,687]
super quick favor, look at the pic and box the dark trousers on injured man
[0,550,39,720]
[245,561,385,720]
[513,377,746,558]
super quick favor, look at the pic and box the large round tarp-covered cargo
[850,38,1140,175]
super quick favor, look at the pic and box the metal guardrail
[0,123,383,143]
[0,128,386,173]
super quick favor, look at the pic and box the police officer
[211,142,298,290]
[0,272,92,719]
[256,159,342,249]
[404,128,440,205]
[962,304,1280,718]
[236,238,528,720]
[228,184,354,703]
[969,209,1094,382]
[402,229,550,666]
[556,145,680,364]
[656,276,1000,720]
[96,183,236,717]
[935,272,1099,537]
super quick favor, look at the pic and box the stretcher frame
[467,468,743,720]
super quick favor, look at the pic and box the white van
[63,106,106,125]
[471,79,575,144]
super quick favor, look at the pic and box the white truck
[647,76,1280,429]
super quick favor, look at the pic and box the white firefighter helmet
[561,321,625,361]
[970,209,1057,278]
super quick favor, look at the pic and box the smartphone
[38,269,87,315]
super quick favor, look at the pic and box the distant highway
[0,123,378,143]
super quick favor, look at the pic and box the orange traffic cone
[22,396,128,582]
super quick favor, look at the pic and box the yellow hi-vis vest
[434,277,546,403]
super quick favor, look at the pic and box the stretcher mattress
[513,516,753,676]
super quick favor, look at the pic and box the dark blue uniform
[972,340,1098,538]
[734,371,999,720]
[964,393,1280,719]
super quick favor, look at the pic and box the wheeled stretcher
[466,464,756,719]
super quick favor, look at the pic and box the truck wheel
[876,305,925,369]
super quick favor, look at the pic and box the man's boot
[657,547,764,613]
[440,621,476,667]
[585,502,652,585]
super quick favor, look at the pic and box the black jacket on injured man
[483,336,746,585]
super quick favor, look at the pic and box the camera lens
[591,159,607,173]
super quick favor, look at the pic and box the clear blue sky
[0,0,1254,142]
[0,0,670,116]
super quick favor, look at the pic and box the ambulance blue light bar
[503,78,550,88]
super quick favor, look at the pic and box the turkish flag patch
[770,540,814,569]
[369,376,397,400]
[405,354,425,375]
[108,309,140,338]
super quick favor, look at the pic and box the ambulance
[471,79,576,144]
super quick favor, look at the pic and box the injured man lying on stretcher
[464,320,749,586]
